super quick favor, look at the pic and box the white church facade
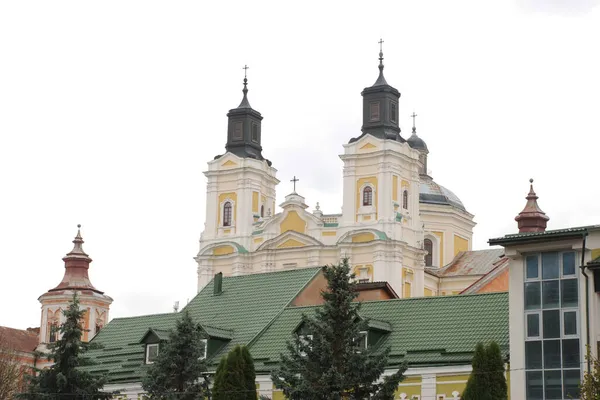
[195,49,479,298]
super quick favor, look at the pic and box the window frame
[233,121,243,140]
[369,102,381,122]
[362,186,373,206]
[402,189,409,210]
[146,343,159,364]
[199,338,208,360]
[390,101,397,123]
[424,238,433,267]
[223,201,233,227]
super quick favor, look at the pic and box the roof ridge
[109,312,178,321]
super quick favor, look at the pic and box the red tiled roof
[426,249,505,277]
[0,326,39,353]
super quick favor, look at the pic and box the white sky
[1,0,599,330]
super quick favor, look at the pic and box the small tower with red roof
[514,179,550,233]
[37,225,113,346]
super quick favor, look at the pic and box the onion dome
[515,179,549,233]
[407,126,428,152]
[47,225,104,294]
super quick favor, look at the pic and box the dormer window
[223,202,232,227]
[369,102,380,121]
[298,334,313,357]
[199,339,208,360]
[362,186,373,206]
[146,343,159,364]
[354,331,368,353]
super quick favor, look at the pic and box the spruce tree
[213,345,257,400]
[142,310,209,399]
[486,341,507,400]
[272,258,406,400]
[462,342,490,400]
[22,293,112,399]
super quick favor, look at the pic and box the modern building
[490,180,600,399]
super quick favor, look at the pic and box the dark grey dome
[419,178,466,211]
[407,130,428,151]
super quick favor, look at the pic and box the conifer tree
[213,345,257,400]
[486,341,507,400]
[580,345,600,400]
[272,258,406,400]
[462,342,490,400]
[22,293,112,399]
[142,310,210,399]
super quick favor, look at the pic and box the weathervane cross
[411,112,418,128]
[243,64,249,79]
[378,38,384,52]
[291,176,299,192]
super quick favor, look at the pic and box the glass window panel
[563,252,576,276]
[561,279,578,308]
[564,311,577,336]
[544,370,563,400]
[562,339,580,368]
[526,371,543,400]
[563,369,581,398]
[527,314,540,337]
[525,341,542,369]
[542,281,560,309]
[542,252,560,279]
[525,282,541,310]
[526,255,539,279]
[543,310,560,339]
[544,340,562,369]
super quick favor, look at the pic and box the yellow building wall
[392,175,398,202]
[454,234,469,257]
[277,238,306,249]
[322,231,337,237]
[433,231,444,266]
[436,374,469,398]
[217,192,237,226]
[280,211,307,234]
[252,191,259,213]
[424,287,433,296]
[356,176,378,221]
[352,232,375,243]
[213,245,235,256]
[404,282,412,298]
[395,376,422,399]
[592,248,600,260]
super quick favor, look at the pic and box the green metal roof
[248,292,508,373]
[83,267,321,383]
[488,226,592,246]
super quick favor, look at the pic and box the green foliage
[21,294,112,399]
[580,345,600,400]
[462,341,507,400]
[271,258,406,400]
[142,310,209,399]
[212,345,257,400]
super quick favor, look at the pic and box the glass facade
[524,251,580,399]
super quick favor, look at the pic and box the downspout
[579,232,590,371]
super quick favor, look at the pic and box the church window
[390,102,397,123]
[363,186,373,206]
[370,102,380,121]
[260,204,264,218]
[223,202,232,226]
[402,190,409,210]
[146,343,159,364]
[424,239,433,267]
[233,121,243,140]
[251,123,259,142]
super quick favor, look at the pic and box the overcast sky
[1,0,599,330]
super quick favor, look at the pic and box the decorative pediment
[257,231,324,251]
[359,142,377,151]
[337,229,389,244]
[197,241,249,257]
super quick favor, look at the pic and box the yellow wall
[454,234,469,257]
[252,191,259,213]
[221,160,237,167]
[356,176,378,221]
[359,142,377,150]
[436,374,469,398]
[218,192,237,226]
[213,245,235,256]
[392,175,398,202]
[253,237,263,244]
[352,232,375,243]
[592,248,600,260]
[353,264,373,280]
[322,231,337,236]
[277,238,306,249]
[433,231,444,266]
[424,287,433,296]
[404,282,412,298]
[395,376,422,399]
[280,211,307,234]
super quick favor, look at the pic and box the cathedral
[195,47,487,298]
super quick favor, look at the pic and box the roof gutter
[579,231,591,372]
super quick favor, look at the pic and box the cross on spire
[290,176,299,193]
[243,64,249,79]
[378,38,384,52]
[411,112,418,129]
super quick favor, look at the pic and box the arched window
[402,190,408,210]
[424,239,433,267]
[49,322,58,343]
[260,205,264,218]
[223,202,232,227]
[362,186,373,206]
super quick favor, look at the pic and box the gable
[280,210,307,234]
[257,231,324,251]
